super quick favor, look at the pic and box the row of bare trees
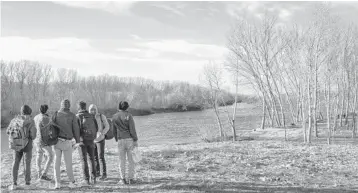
[1,60,240,121]
[208,3,358,144]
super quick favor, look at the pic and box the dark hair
[78,101,87,110]
[21,105,32,115]
[119,101,129,111]
[40,104,48,114]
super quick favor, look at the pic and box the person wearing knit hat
[112,101,138,185]
[7,105,36,190]
[52,99,81,189]
[33,104,53,182]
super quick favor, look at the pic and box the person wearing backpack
[112,101,138,185]
[33,104,54,181]
[76,101,99,186]
[89,104,110,180]
[53,99,81,189]
[7,105,37,190]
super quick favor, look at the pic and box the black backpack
[78,113,97,141]
[41,112,60,146]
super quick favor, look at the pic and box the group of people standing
[6,99,139,190]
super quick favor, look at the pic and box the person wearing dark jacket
[7,105,36,190]
[76,101,99,186]
[112,101,138,185]
[53,99,81,189]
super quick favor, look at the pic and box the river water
[1,103,261,155]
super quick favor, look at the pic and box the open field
[2,126,358,193]
[2,103,358,192]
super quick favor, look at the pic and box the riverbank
[1,127,358,192]
[1,101,250,129]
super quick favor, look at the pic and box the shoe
[99,175,107,180]
[53,183,61,189]
[127,179,136,184]
[68,181,77,189]
[40,175,52,181]
[8,184,17,191]
[117,179,128,185]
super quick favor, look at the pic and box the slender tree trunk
[326,81,332,145]
[352,69,357,138]
[345,71,351,126]
[340,72,345,127]
[261,95,266,130]
[313,64,318,138]
[213,97,224,140]
[232,84,238,141]
[297,87,302,123]
[302,90,307,143]
[308,75,312,144]
[265,99,273,127]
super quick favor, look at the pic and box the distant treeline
[1,60,257,128]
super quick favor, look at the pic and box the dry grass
[2,127,358,192]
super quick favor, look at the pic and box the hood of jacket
[89,104,98,115]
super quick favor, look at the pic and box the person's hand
[73,143,82,149]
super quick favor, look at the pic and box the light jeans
[53,139,74,183]
[35,143,54,177]
[117,138,135,179]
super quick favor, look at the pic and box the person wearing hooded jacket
[52,99,81,189]
[89,104,110,180]
[112,101,138,185]
[33,104,53,181]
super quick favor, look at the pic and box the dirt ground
[1,127,358,193]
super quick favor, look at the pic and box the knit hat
[119,101,129,111]
[40,104,48,114]
[21,105,32,115]
[61,99,71,109]
[78,101,86,110]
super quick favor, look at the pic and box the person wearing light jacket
[33,104,53,181]
[89,104,110,180]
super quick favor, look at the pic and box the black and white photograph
[1,0,358,192]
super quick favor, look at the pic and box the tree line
[217,3,358,143]
[1,60,255,127]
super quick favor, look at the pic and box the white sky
[1,1,358,94]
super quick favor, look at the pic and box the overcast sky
[1,1,358,94]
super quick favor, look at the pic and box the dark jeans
[78,141,96,181]
[13,142,32,184]
[94,140,106,176]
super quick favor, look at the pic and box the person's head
[118,101,129,111]
[89,104,98,115]
[61,99,71,110]
[40,104,48,114]
[21,105,32,116]
[78,101,86,111]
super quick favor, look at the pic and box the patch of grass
[2,131,358,192]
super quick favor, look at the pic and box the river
[1,103,261,155]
